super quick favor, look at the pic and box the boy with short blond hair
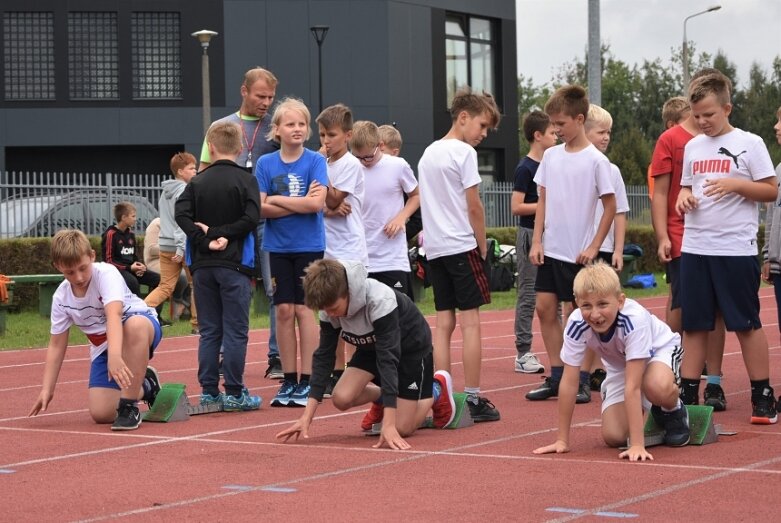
[30,229,163,431]
[378,124,402,156]
[417,86,501,422]
[526,85,616,404]
[661,97,690,129]
[675,71,778,424]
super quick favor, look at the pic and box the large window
[68,12,119,100]
[445,14,496,106]
[131,12,182,100]
[3,12,55,100]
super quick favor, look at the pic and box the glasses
[354,146,379,162]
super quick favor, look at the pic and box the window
[445,14,496,106]
[131,12,182,99]
[477,149,498,183]
[3,12,55,101]
[68,12,119,100]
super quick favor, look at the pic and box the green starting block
[630,404,723,448]
[365,392,474,435]
[143,383,223,422]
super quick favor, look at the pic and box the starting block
[143,383,223,422]
[364,392,475,435]
[628,404,724,448]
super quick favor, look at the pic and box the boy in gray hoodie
[276,259,456,450]
[144,152,198,332]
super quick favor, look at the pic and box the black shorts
[597,251,613,265]
[666,257,681,310]
[269,251,323,305]
[680,253,761,332]
[427,247,490,311]
[368,270,413,301]
[348,348,433,401]
[534,256,582,302]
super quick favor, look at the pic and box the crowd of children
[28,65,781,458]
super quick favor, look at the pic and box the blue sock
[706,375,721,386]
[551,366,563,383]
[432,381,441,403]
[579,370,590,385]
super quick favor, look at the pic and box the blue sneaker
[223,388,262,411]
[271,380,297,407]
[289,380,311,407]
[200,392,224,406]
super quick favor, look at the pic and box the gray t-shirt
[200,111,278,169]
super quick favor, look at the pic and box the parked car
[0,190,158,239]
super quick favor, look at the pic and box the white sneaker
[515,352,545,374]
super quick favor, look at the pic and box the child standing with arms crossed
[675,71,778,424]
[418,87,501,422]
[526,85,616,404]
[256,98,328,408]
[30,230,162,431]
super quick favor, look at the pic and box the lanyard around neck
[237,112,262,165]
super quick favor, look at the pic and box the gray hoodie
[310,260,432,407]
[762,164,781,274]
[158,178,188,257]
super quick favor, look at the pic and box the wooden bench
[7,274,65,317]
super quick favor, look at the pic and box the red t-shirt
[650,125,694,259]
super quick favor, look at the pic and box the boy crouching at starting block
[29,229,162,431]
[276,259,455,450]
[534,261,689,462]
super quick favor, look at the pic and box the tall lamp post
[191,29,219,135]
[682,5,721,91]
[310,25,329,115]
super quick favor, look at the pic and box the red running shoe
[361,401,384,431]
[432,370,456,429]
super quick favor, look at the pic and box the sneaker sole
[270,399,290,407]
[111,419,142,431]
[704,400,726,412]
[266,373,284,380]
[515,366,545,374]
[525,390,557,401]
[750,414,778,425]
[433,370,456,428]
[288,399,307,407]
[665,435,690,447]
[471,412,501,422]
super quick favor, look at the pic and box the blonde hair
[544,85,589,119]
[450,86,502,129]
[266,98,312,143]
[661,97,690,126]
[206,121,242,156]
[351,120,380,150]
[243,67,278,90]
[585,104,613,131]
[303,259,349,310]
[51,229,92,267]
[169,151,196,177]
[573,261,621,300]
[378,124,402,151]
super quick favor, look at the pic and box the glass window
[477,149,497,182]
[3,12,56,101]
[445,39,468,107]
[444,14,496,106]
[445,15,465,37]
[68,12,119,100]
[131,12,182,100]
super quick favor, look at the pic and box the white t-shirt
[324,152,368,265]
[594,163,630,253]
[560,298,681,373]
[534,143,614,263]
[362,154,418,272]
[681,128,775,256]
[50,262,156,362]
[418,139,481,260]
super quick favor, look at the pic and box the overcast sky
[516,0,781,88]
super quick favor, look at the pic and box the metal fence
[0,171,163,238]
[481,182,654,228]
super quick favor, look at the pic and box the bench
[7,274,65,317]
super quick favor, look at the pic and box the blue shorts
[270,251,323,305]
[679,253,761,332]
[88,312,163,389]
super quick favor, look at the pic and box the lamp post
[191,29,219,135]
[310,25,329,114]
[682,5,721,91]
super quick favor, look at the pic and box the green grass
[0,272,669,350]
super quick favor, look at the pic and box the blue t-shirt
[513,156,539,229]
[255,148,328,253]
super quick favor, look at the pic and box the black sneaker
[751,387,778,425]
[703,383,727,412]
[112,402,142,431]
[467,396,500,422]
[143,366,161,408]
[651,404,690,446]
[323,374,338,398]
[589,369,607,391]
[525,376,558,401]
[576,381,592,404]
[264,357,283,380]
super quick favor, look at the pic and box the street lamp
[310,25,329,114]
[682,5,721,91]
[191,29,219,135]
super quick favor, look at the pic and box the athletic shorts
[347,348,433,401]
[369,270,413,300]
[679,253,761,332]
[427,247,490,311]
[88,311,163,390]
[665,257,681,310]
[270,251,323,305]
[597,251,613,266]
[534,256,582,302]
[600,344,683,413]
